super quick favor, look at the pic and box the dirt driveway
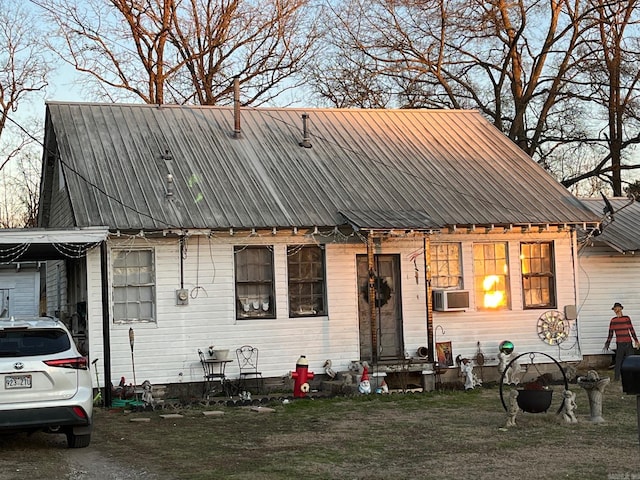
[0,431,160,480]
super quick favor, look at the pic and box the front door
[356,254,404,362]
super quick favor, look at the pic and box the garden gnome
[506,389,519,427]
[561,389,578,424]
[358,364,371,394]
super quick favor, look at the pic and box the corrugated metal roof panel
[44,103,600,230]
[339,209,439,230]
[580,198,640,252]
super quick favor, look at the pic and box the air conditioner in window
[432,289,470,311]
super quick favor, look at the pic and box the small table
[201,358,234,398]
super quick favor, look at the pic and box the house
[577,197,640,361]
[36,101,601,395]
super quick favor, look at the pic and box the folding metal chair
[235,345,264,394]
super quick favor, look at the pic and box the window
[521,242,556,308]
[235,246,275,319]
[287,245,326,317]
[473,242,509,309]
[430,243,463,289]
[112,249,155,323]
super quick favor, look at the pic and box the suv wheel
[66,430,91,448]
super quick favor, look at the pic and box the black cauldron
[516,389,553,413]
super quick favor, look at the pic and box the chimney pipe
[299,113,312,148]
[233,76,241,139]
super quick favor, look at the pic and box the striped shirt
[606,315,639,344]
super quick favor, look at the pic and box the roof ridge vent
[299,113,312,148]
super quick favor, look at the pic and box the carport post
[100,242,112,407]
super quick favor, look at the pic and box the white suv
[0,317,93,448]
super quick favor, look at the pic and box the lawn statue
[323,359,337,379]
[506,389,519,427]
[375,379,389,394]
[141,380,153,406]
[358,364,371,394]
[498,342,521,385]
[561,389,578,424]
[577,370,610,423]
[290,355,315,398]
[460,358,482,390]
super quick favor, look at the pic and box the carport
[0,226,111,401]
[0,227,108,262]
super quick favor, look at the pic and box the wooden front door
[356,254,404,362]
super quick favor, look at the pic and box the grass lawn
[1,378,638,479]
[89,381,639,480]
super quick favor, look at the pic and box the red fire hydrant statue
[291,355,315,398]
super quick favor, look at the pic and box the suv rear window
[0,330,71,357]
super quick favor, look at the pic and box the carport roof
[0,227,109,262]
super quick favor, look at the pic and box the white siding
[428,231,581,365]
[0,267,40,317]
[578,246,640,355]
[45,260,67,316]
[85,230,581,387]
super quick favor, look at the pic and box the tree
[0,146,41,228]
[567,0,640,196]
[34,0,319,106]
[0,1,51,227]
[307,0,640,195]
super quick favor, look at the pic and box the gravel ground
[0,431,161,480]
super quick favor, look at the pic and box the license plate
[5,375,32,389]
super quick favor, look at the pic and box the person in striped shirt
[604,302,639,381]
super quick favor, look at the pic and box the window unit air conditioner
[432,289,470,311]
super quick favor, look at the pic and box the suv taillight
[44,357,89,370]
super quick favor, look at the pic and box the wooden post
[367,234,377,363]
[423,236,434,362]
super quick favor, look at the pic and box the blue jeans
[614,342,634,381]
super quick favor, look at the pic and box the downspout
[179,235,185,289]
[367,233,378,363]
[423,236,434,362]
[100,242,112,407]
[570,228,582,356]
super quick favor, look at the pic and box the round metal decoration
[537,310,569,345]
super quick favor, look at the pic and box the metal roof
[580,197,640,252]
[41,102,600,231]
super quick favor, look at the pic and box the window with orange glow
[473,243,509,309]
[520,242,556,308]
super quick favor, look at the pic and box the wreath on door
[360,275,392,308]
